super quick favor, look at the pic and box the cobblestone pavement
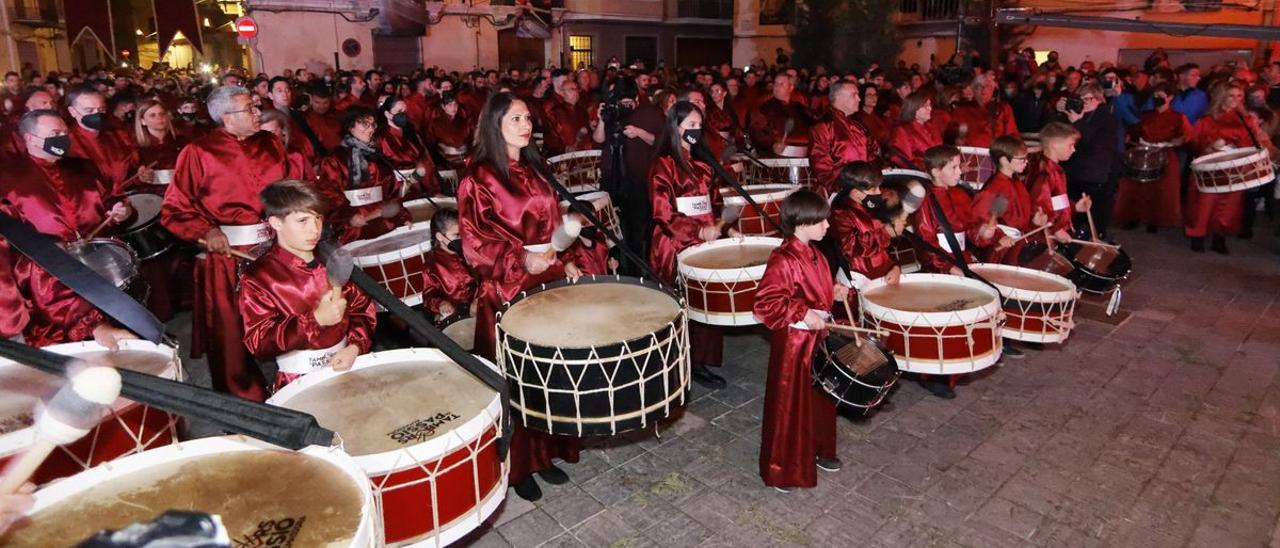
[172,222,1280,547]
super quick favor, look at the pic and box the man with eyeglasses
[160,85,309,402]
[64,84,141,194]
[1058,83,1122,241]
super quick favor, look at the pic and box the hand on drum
[314,286,348,327]
[524,249,552,275]
[438,301,456,318]
[727,227,746,242]
[887,265,902,286]
[565,262,583,283]
[1212,139,1227,151]
[1074,194,1093,213]
[328,345,360,372]
[833,284,851,303]
[107,201,132,223]
[699,224,721,243]
[803,309,826,331]
[92,323,138,351]
[0,483,34,535]
[200,228,231,255]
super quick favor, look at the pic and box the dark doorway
[675,37,731,68]
[624,36,658,69]
[499,28,544,71]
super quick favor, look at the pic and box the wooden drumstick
[79,216,114,244]
[1011,224,1051,243]
[839,297,862,348]
[1070,238,1120,250]
[1085,206,1100,243]
[197,239,256,261]
[827,322,888,338]
[116,161,159,189]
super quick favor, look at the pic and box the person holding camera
[594,77,665,271]
[1058,83,1123,241]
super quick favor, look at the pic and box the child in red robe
[1028,122,1092,245]
[972,135,1047,266]
[420,207,477,323]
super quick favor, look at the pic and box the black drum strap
[0,212,167,344]
[290,109,328,157]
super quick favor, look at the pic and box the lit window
[569,35,593,69]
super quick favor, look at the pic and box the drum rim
[497,274,684,350]
[817,332,901,401]
[1191,146,1267,170]
[719,183,799,205]
[968,263,1077,303]
[996,224,1022,239]
[267,347,503,474]
[0,340,181,455]
[1058,242,1133,281]
[752,157,811,167]
[18,435,378,547]
[957,145,991,155]
[344,223,434,267]
[881,168,930,180]
[676,236,783,280]
[859,272,1002,323]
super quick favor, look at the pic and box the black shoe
[513,476,543,501]
[538,464,569,485]
[816,456,842,472]
[1022,342,1044,351]
[922,379,956,399]
[692,365,727,390]
[1240,226,1254,240]
[1211,235,1229,255]
[1002,344,1025,359]
[1146,224,1158,234]
[1190,237,1205,253]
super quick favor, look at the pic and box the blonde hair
[133,99,174,147]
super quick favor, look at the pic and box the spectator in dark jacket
[1058,83,1123,240]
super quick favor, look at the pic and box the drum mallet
[0,364,121,494]
[1011,224,1051,244]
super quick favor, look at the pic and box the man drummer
[749,73,812,158]
[420,207,477,323]
[239,179,376,391]
[64,85,141,194]
[809,82,880,197]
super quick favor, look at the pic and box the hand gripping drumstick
[196,239,256,261]
[0,364,121,494]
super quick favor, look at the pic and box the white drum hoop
[859,273,1003,374]
[677,236,782,326]
[970,263,1078,343]
[1191,147,1275,194]
[343,223,433,307]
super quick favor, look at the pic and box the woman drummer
[315,106,409,243]
[130,98,192,321]
[1184,81,1274,254]
[648,100,741,390]
[457,91,584,503]
[376,94,441,197]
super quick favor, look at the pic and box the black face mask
[682,128,703,147]
[446,238,464,255]
[862,194,888,213]
[391,112,410,128]
[178,112,196,121]
[42,134,70,157]
[122,111,135,123]
[1152,96,1167,108]
[79,112,105,131]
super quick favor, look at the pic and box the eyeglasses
[354,119,376,129]
[225,105,261,115]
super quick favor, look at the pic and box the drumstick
[117,161,159,189]
[79,216,114,244]
[827,323,889,338]
[1085,206,1100,243]
[840,298,861,348]
[197,239,256,261]
[1070,238,1120,250]
[1012,224,1051,243]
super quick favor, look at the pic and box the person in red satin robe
[427,92,472,169]
[315,107,409,243]
[1113,87,1190,232]
[457,92,583,503]
[971,136,1047,265]
[404,77,438,133]
[853,84,891,150]
[949,81,1019,149]
[649,101,742,391]
[128,99,192,322]
[65,85,139,194]
[1184,82,1272,254]
[304,88,343,153]
[912,145,1004,276]
[809,82,880,197]
[420,207,477,322]
[377,96,441,197]
[161,86,309,402]
[239,180,375,391]
[0,240,29,341]
[264,77,319,163]
[541,79,592,156]
[748,73,812,158]
[1028,122,1091,245]
[888,91,941,169]
[752,189,845,491]
[829,162,901,285]
[706,80,744,150]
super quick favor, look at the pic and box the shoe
[1211,235,1229,255]
[513,476,543,501]
[922,379,956,399]
[691,365,727,390]
[1146,224,1158,234]
[1022,342,1044,352]
[1239,227,1253,240]
[816,456,842,472]
[773,486,792,493]
[1002,344,1025,359]
[538,464,569,485]
[1190,237,1205,252]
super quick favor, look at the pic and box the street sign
[235,16,258,39]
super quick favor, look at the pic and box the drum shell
[813,332,900,411]
[859,274,1003,374]
[958,146,994,190]
[742,158,812,187]
[1058,242,1132,294]
[677,237,782,326]
[344,225,433,306]
[1124,145,1167,183]
[118,191,175,260]
[970,264,1078,344]
[1192,147,1275,193]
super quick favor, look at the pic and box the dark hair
[340,106,377,135]
[260,179,330,220]
[65,83,100,108]
[780,189,830,236]
[988,135,1027,166]
[924,144,961,173]
[836,161,882,191]
[899,91,931,123]
[431,207,459,242]
[653,100,703,177]
[471,92,544,185]
[268,76,290,94]
[439,90,457,106]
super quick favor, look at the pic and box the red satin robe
[0,240,29,340]
[266,108,318,163]
[1114,110,1190,228]
[420,247,477,317]
[854,110,891,149]
[648,154,727,368]
[136,134,188,172]
[888,121,941,169]
[457,159,580,485]
[972,171,1034,265]
[911,184,992,273]
[809,113,880,196]
[706,102,742,147]
[303,110,343,153]
[10,253,107,347]
[830,198,896,280]
[404,93,436,131]
[1185,110,1268,237]
[1,154,114,242]
[238,245,376,389]
[68,124,139,195]
[379,126,441,197]
[315,146,410,243]
[949,102,1018,148]
[427,109,471,150]
[161,128,307,402]
[1027,158,1074,235]
[753,236,837,489]
[748,97,813,156]
[541,94,592,156]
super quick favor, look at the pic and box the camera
[1065,95,1085,114]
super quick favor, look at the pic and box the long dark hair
[470,91,545,184]
[653,100,702,177]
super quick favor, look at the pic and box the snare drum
[67,238,145,300]
[562,190,623,241]
[1058,241,1132,295]
[269,348,504,546]
[442,316,476,352]
[720,184,797,236]
[742,158,813,187]
[0,340,182,486]
[1124,144,1167,183]
[1191,147,1275,193]
[970,263,1077,343]
[343,224,433,306]
[813,331,900,412]
[677,237,781,326]
[548,150,603,193]
[958,146,994,190]
[860,273,1003,374]
[117,192,174,260]
[403,196,458,224]
[496,276,690,436]
[5,436,378,547]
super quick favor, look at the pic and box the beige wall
[250,10,374,75]
[732,0,787,67]
[899,36,956,70]
[564,0,664,18]
[422,16,499,71]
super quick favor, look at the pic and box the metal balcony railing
[897,0,960,22]
[677,0,733,19]
[9,0,59,24]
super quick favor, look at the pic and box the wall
[421,16,499,71]
[898,36,955,70]
[556,20,729,68]
[732,0,788,67]
[250,10,375,75]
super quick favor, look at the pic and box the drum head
[970,264,1073,294]
[68,239,137,288]
[862,277,996,313]
[125,193,163,229]
[442,317,476,352]
[345,226,432,258]
[500,281,680,348]
[679,240,775,271]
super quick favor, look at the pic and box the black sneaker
[692,365,727,390]
[922,379,956,399]
[538,464,569,485]
[816,456,842,472]
[1211,235,1229,255]
[1146,224,1158,234]
[1003,344,1025,359]
[1190,237,1205,252]
[513,476,543,501]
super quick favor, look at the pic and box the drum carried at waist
[1057,240,1132,295]
[859,273,1003,374]
[1191,147,1274,193]
[496,275,690,437]
[969,263,1077,343]
[813,330,900,413]
[1124,143,1169,183]
[719,185,797,236]
[65,237,147,302]
[342,224,433,306]
[116,191,175,260]
[269,348,505,546]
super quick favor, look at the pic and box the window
[569,35,593,69]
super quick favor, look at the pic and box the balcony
[9,0,59,25]
[895,0,960,22]
[490,0,565,7]
[677,0,733,19]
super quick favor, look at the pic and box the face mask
[1152,97,1167,108]
[682,128,703,147]
[861,194,888,212]
[42,134,70,157]
[446,238,463,255]
[178,112,195,120]
[122,111,135,123]
[1248,96,1265,109]
[391,112,410,128]
[79,112,105,131]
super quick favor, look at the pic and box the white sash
[790,310,832,330]
[276,337,348,375]
[1051,193,1071,212]
[219,223,270,247]
[780,145,809,157]
[344,186,384,207]
[937,232,966,253]
[676,195,712,217]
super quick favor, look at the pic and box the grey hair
[207,85,251,126]
[18,109,60,136]
[829,81,858,103]
[1075,83,1104,100]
